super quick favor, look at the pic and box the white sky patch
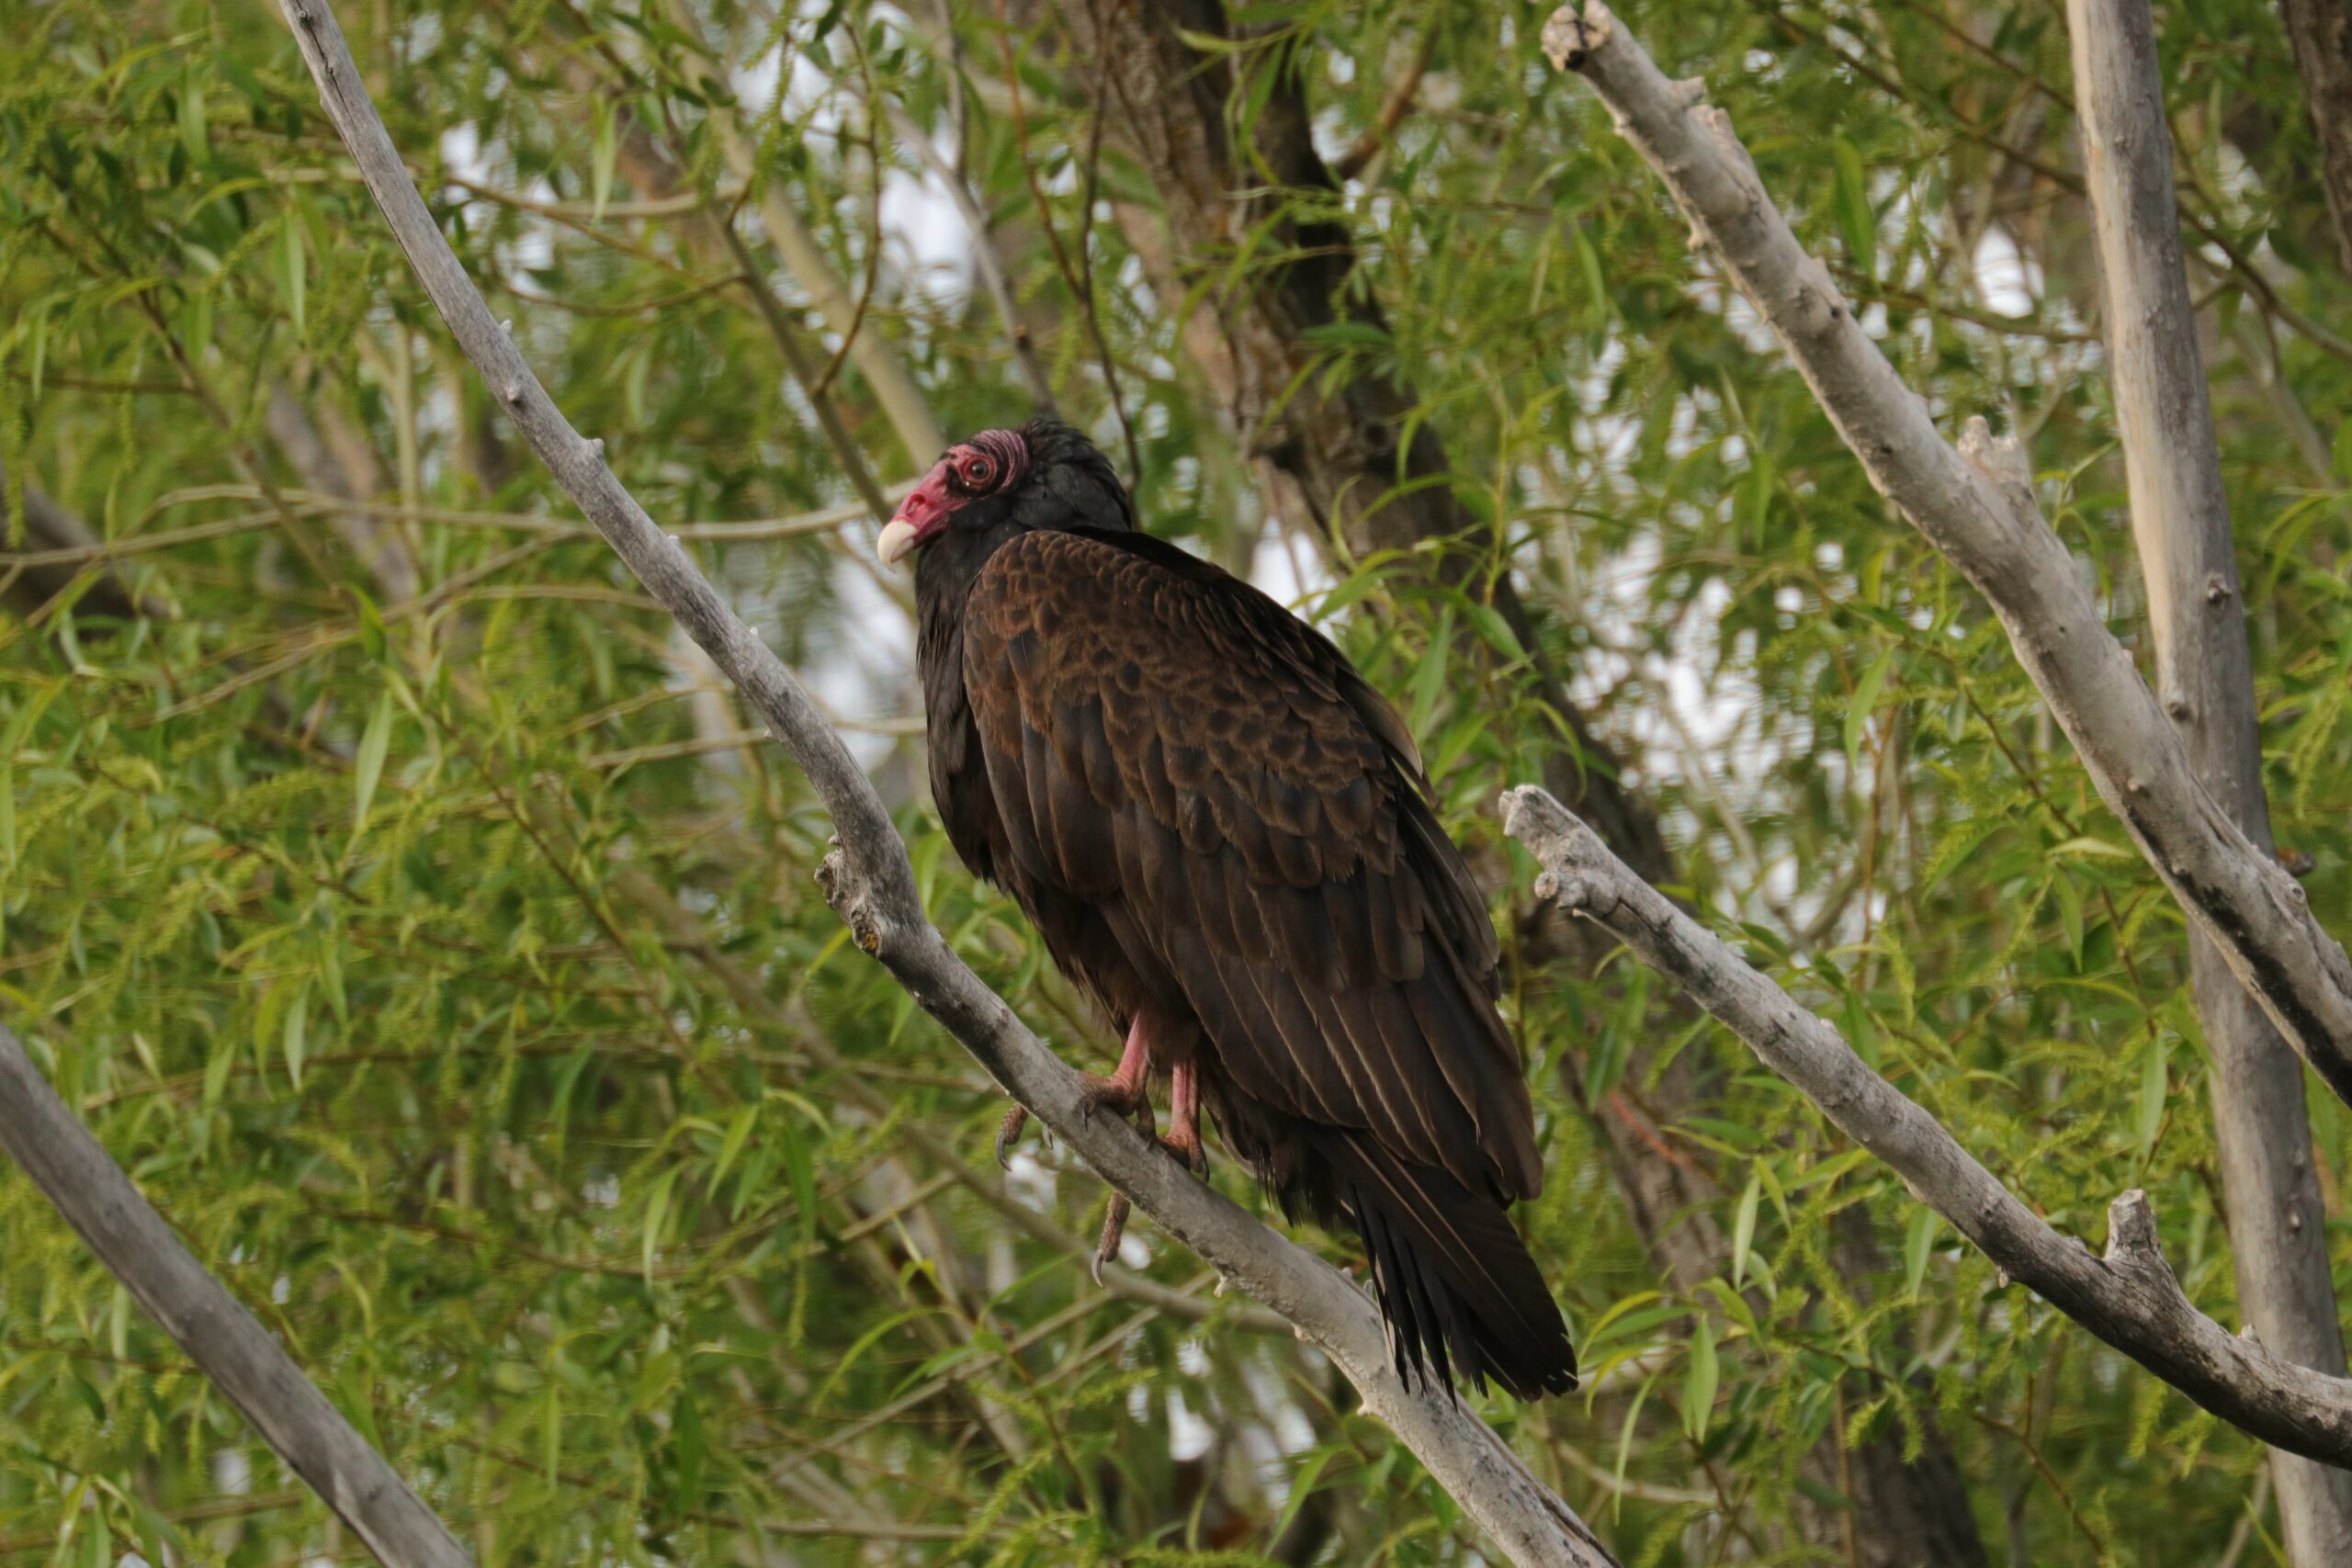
[734,40,786,117]
[781,44,836,128]
[1117,1227,1150,1270]
[439,121,481,184]
[1003,1147,1057,1212]
[880,164,977,311]
[1973,224,2040,317]
[1248,522,1337,615]
[438,120,555,277]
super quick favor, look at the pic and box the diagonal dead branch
[0,1022,475,1567]
[271,0,1619,1561]
[1538,1,2352,1112]
[1502,784,2352,1469]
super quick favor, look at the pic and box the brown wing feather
[961,528,1541,1201]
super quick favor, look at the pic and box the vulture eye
[959,453,998,490]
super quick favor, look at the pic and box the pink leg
[1077,1014,1153,1122]
[1091,1060,1211,1283]
[1084,1016,1150,1283]
[1000,1016,1148,1168]
[1161,1062,1207,1177]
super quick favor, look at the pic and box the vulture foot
[1076,1015,1154,1123]
[1091,1194,1131,1284]
[993,1102,1033,1169]
[1161,1063,1207,1177]
[1090,1061,1212,1283]
[1159,1122,1209,1179]
[1074,1071,1151,1123]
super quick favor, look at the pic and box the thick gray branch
[275,2,1616,1561]
[1539,2,2352,1111]
[0,1022,475,1567]
[1503,785,2352,1469]
[2070,0,2352,1553]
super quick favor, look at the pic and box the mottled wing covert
[959,528,1542,1202]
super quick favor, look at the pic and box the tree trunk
[2070,2,2352,1558]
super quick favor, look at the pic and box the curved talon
[1092,1193,1131,1285]
[994,1103,1031,1169]
[1163,1128,1209,1179]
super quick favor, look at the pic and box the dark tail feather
[1310,1132,1577,1400]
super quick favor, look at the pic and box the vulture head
[876,418,1133,576]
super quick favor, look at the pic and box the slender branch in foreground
[1538,1,2352,1111]
[0,1022,475,1568]
[275,2,1617,1562]
[2070,0,2352,1550]
[1501,785,2352,1468]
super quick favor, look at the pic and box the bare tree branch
[273,2,1620,1561]
[1540,0,2352,1111]
[0,1021,475,1567]
[1501,784,2352,1468]
[2070,0,2352,1553]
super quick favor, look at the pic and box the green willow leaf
[353,688,393,832]
[1684,1315,1718,1443]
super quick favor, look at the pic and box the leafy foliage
[4,0,2351,1562]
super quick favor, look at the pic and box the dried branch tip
[815,848,887,956]
[1540,5,1611,72]
[2104,1189,2162,1266]
[1957,414,2031,490]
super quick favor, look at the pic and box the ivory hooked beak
[876,518,920,568]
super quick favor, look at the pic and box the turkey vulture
[881,418,1577,1400]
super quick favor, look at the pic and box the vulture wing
[959,526,1544,1205]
